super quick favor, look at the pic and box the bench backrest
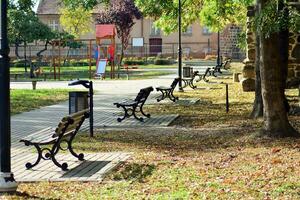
[170,78,180,89]
[223,59,231,69]
[134,86,154,104]
[54,109,89,138]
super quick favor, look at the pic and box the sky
[34,0,39,12]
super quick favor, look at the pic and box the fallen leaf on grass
[271,148,281,154]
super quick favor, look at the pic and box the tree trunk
[259,0,299,137]
[120,42,124,67]
[251,2,263,118]
[37,40,49,59]
[15,41,28,73]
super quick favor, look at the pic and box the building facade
[35,0,244,59]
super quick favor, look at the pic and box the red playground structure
[95,24,116,79]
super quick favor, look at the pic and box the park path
[10,74,181,182]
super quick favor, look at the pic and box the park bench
[156,78,180,102]
[20,109,89,171]
[10,73,24,81]
[211,58,232,77]
[182,71,204,89]
[114,87,153,122]
[200,58,231,82]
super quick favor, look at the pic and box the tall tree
[8,0,57,75]
[96,0,142,65]
[137,0,300,137]
[59,6,93,38]
[258,0,298,137]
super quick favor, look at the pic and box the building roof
[37,0,61,15]
[37,0,103,15]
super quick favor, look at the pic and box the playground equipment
[95,24,116,79]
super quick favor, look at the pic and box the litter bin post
[68,80,94,137]
[183,66,193,78]
[69,91,89,114]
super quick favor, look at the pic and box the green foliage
[237,32,247,51]
[123,57,146,65]
[8,3,56,45]
[255,2,300,37]
[59,6,93,38]
[136,0,252,34]
[136,0,203,34]
[154,58,172,65]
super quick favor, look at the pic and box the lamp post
[0,0,18,192]
[217,31,221,66]
[178,0,183,92]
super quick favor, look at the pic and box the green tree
[59,6,93,38]
[136,0,300,137]
[97,0,142,65]
[8,0,57,75]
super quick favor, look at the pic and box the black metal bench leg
[68,135,84,161]
[50,143,68,171]
[25,143,42,169]
[117,105,129,122]
[195,75,202,82]
[168,90,178,102]
[182,80,188,88]
[140,105,151,118]
[132,106,144,122]
[203,68,211,82]
[157,90,166,102]
[189,78,197,89]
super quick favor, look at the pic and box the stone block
[248,49,256,60]
[294,65,300,71]
[242,65,255,79]
[233,73,241,82]
[241,78,255,92]
[292,44,300,59]
[288,68,295,78]
[295,70,300,78]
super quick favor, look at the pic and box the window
[183,26,192,35]
[48,19,59,31]
[150,21,161,36]
[202,26,212,35]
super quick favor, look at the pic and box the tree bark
[250,5,263,118]
[259,0,299,137]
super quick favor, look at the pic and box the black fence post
[226,84,229,113]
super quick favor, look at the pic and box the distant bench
[114,87,153,122]
[182,71,203,89]
[20,109,89,171]
[156,78,179,102]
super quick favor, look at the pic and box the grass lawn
[5,73,300,199]
[11,89,69,115]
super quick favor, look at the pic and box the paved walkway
[10,75,182,182]
[10,66,231,182]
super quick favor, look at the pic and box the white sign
[132,38,144,47]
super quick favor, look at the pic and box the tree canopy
[96,0,142,64]
[135,0,253,34]
[59,6,93,38]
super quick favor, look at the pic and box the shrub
[154,59,171,65]
[11,60,27,68]
[123,57,145,65]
